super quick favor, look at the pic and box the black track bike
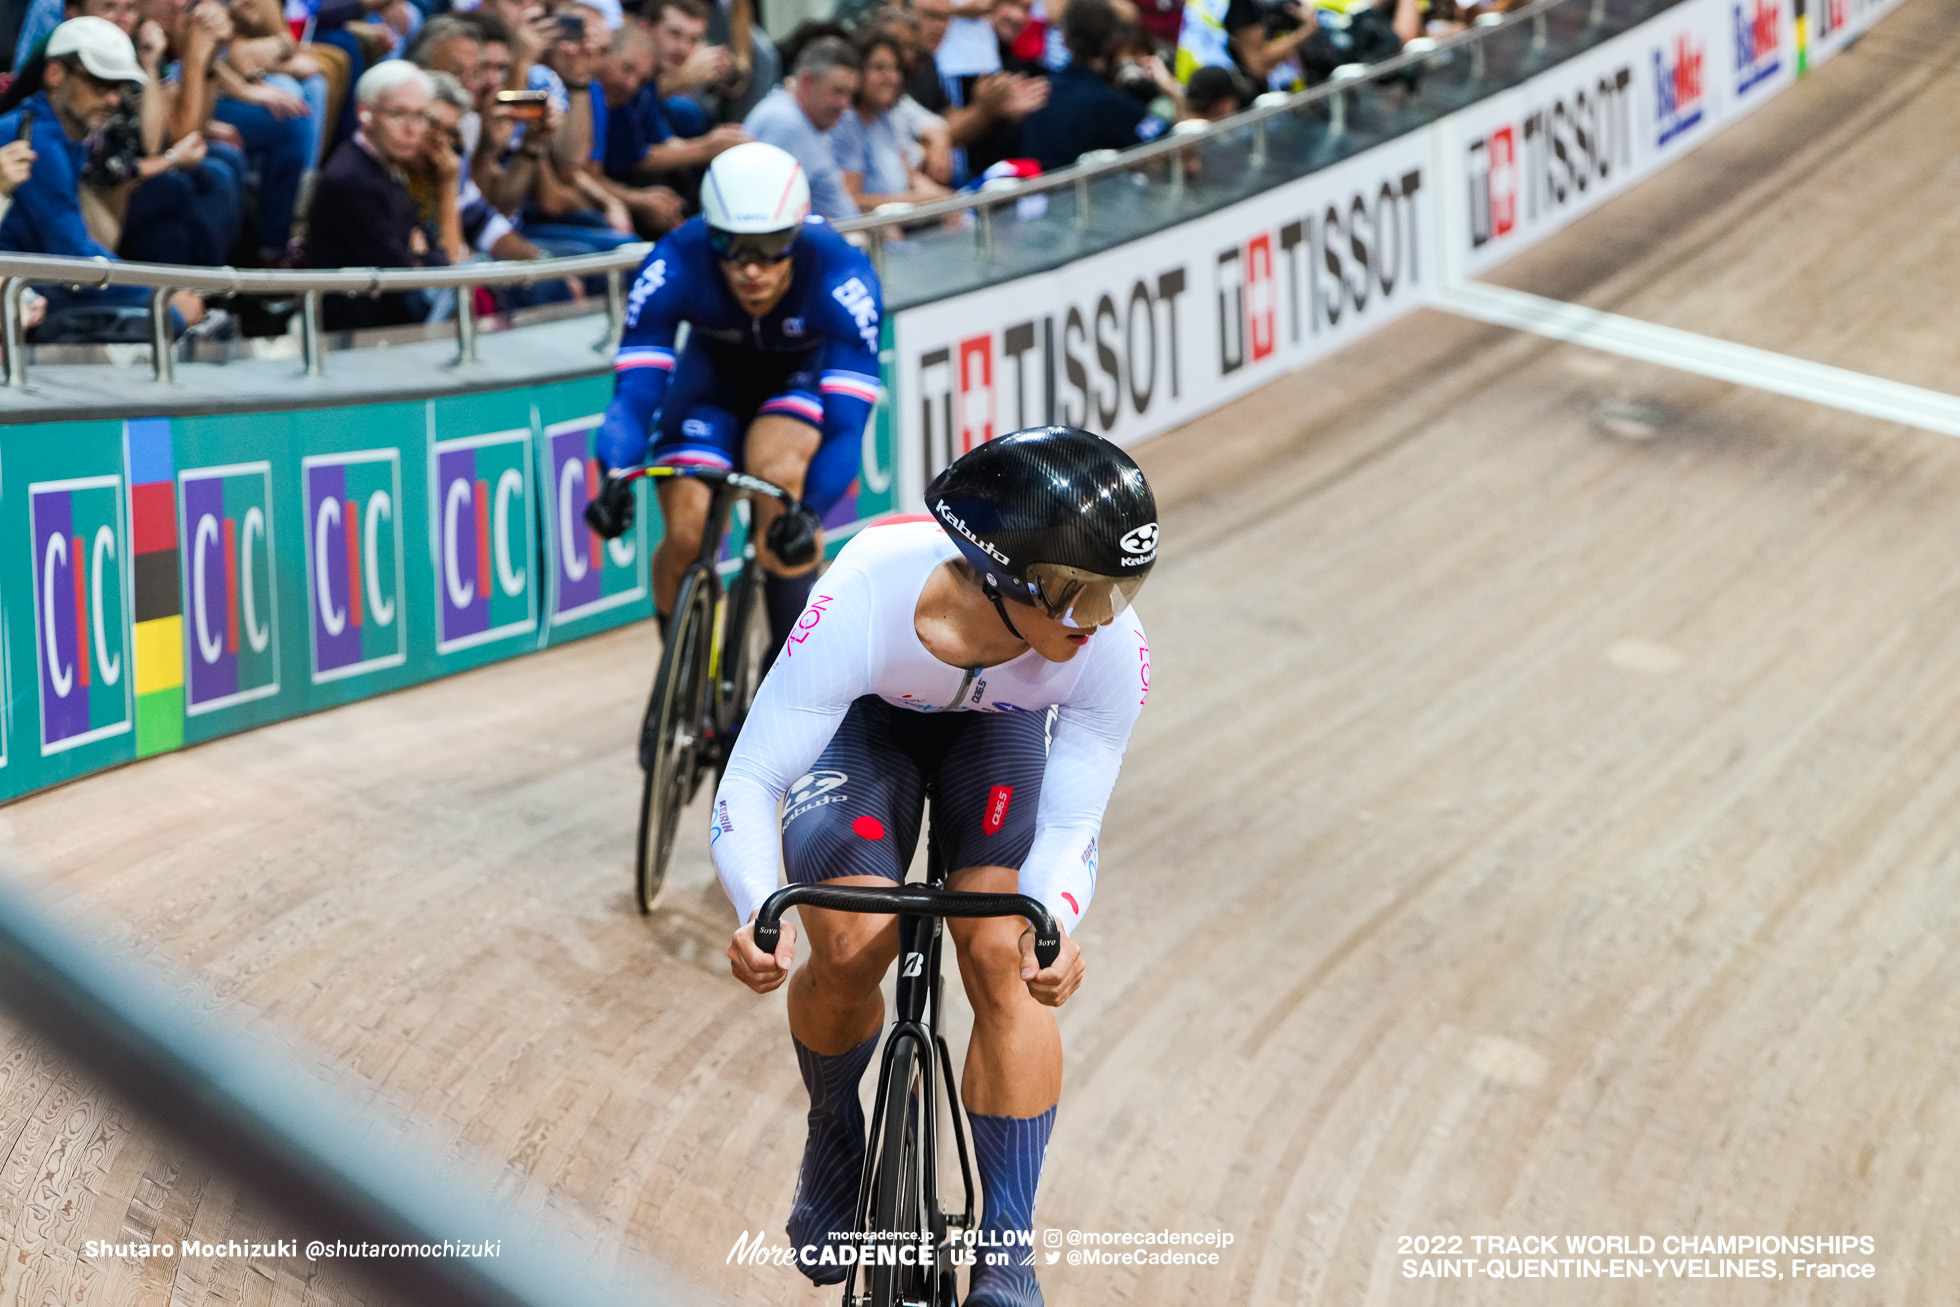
[619,465,800,914]
[754,839,1061,1307]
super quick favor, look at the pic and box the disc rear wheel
[635,571,714,914]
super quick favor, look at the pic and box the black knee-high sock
[765,570,818,657]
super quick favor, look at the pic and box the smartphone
[555,11,585,41]
[493,89,552,123]
[14,109,34,143]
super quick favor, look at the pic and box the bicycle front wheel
[715,561,772,773]
[635,570,714,915]
[866,1032,934,1307]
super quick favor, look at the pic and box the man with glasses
[0,16,207,334]
[585,140,883,661]
[302,60,443,331]
[741,35,860,220]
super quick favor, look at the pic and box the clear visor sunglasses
[1006,563,1148,629]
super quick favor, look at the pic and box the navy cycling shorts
[649,340,823,472]
[781,695,1051,885]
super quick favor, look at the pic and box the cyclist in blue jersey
[585,141,886,654]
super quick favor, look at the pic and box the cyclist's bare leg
[651,477,711,617]
[785,873,900,1053]
[945,863,1062,1114]
[744,415,824,576]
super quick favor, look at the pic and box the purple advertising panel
[303,450,405,683]
[543,417,646,626]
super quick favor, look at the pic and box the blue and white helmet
[701,142,811,234]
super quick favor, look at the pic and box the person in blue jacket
[585,140,885,657]
[0,17,203,333]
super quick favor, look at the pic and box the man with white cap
[0,16,204,332]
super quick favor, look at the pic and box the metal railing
[0,245,647,387]
[838,0,1589,243]
[0,865,690,1307]
[0,0,1614,392]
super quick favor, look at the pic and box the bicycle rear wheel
[866,1032,935,1307]
[635,570,714,915]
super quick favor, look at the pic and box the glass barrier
[872,0,1685,310]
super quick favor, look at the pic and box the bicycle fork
[852,911,977,1304]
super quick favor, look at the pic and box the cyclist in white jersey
[713,426,1158,1306]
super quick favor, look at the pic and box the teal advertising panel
[0,363,901,803]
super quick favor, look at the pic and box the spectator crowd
[0,0,1515,340]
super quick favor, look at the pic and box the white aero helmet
[701,142,812,263]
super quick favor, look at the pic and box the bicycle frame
[625,461,797,588]
[625,463,799,731]
[620,463,802,913]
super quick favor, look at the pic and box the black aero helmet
[925,426,1158,628]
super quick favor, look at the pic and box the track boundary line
[1433,281,1960,440]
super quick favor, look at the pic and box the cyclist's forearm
[804,370,879,512]
[1020,686,1142,931]
[803,426,865,517]
[599,361,671,468]
[1022,729,1125,928]
[1018,825,1100,936]
[710,775,785,924]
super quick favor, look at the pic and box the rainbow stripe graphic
[125,418,183,756]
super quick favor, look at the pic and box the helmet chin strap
[982,579,1026,641]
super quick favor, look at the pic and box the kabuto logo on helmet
[935,499,1010,566]
[1120,522,1159,555]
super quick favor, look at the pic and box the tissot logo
[935,501,1011,566]
[1120,522,1159,555]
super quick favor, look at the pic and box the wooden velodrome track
[6,5,1960,1301]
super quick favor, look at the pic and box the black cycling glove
[583,469,636,540]
[766,502,822,568]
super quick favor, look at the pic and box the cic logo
[178,463,279,713]
[431,429,537,652]
[544,417,644,625]
[29,476,132,753]
[303,450,406,682]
